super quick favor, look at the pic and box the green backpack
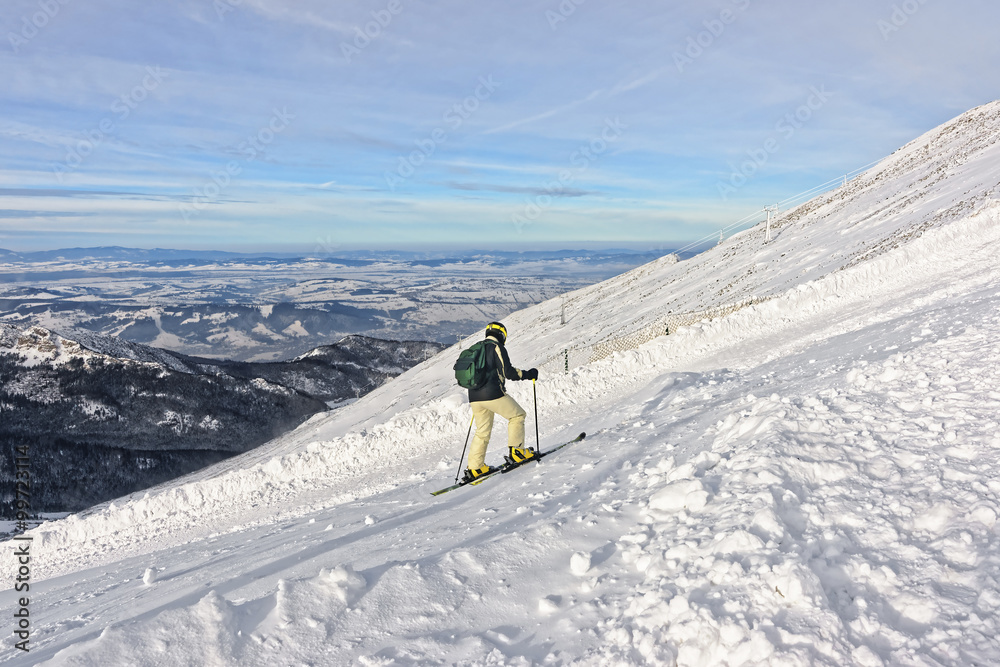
[453,340,491,389]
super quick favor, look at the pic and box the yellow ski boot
[462,464,495,484]
[507,446,538,465]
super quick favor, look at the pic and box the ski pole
[533,379,539,451]
[454,415,474,483]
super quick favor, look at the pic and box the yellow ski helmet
[485,321,507,344]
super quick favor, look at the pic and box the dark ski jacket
[468,337,526,403]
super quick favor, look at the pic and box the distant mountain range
[0,245,692,263]
[0,246,257,262]
[1,246,684,361]
[1,298,388,362]
[0,323,444,516]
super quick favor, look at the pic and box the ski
[429,466,504,496]
[430,432,586,496]
[502,431,586,473]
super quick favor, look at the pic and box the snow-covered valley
[3,101,1000,666]
[0,249,669,362]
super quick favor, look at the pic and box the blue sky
[1,0,998,252]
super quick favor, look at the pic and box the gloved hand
[523,368,539,381]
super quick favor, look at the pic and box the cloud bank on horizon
[1,0,998,251]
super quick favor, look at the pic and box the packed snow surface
[3,102,1000,665]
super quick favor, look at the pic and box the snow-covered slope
[4,101,1000,666]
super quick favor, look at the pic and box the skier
[463,322,539,482]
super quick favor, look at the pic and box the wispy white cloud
[0,0,998,250]
[483,90,604,135]
[443,181,595,197]
[608,70,662,97]
[237,0,354,33]
[0,120,72,149]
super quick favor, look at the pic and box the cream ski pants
[467,395,526,470]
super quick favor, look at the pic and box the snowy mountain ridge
[1,323,198,373]
[4,101,1000,665]
[533,99,1000,367]
[0,324,443,515]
